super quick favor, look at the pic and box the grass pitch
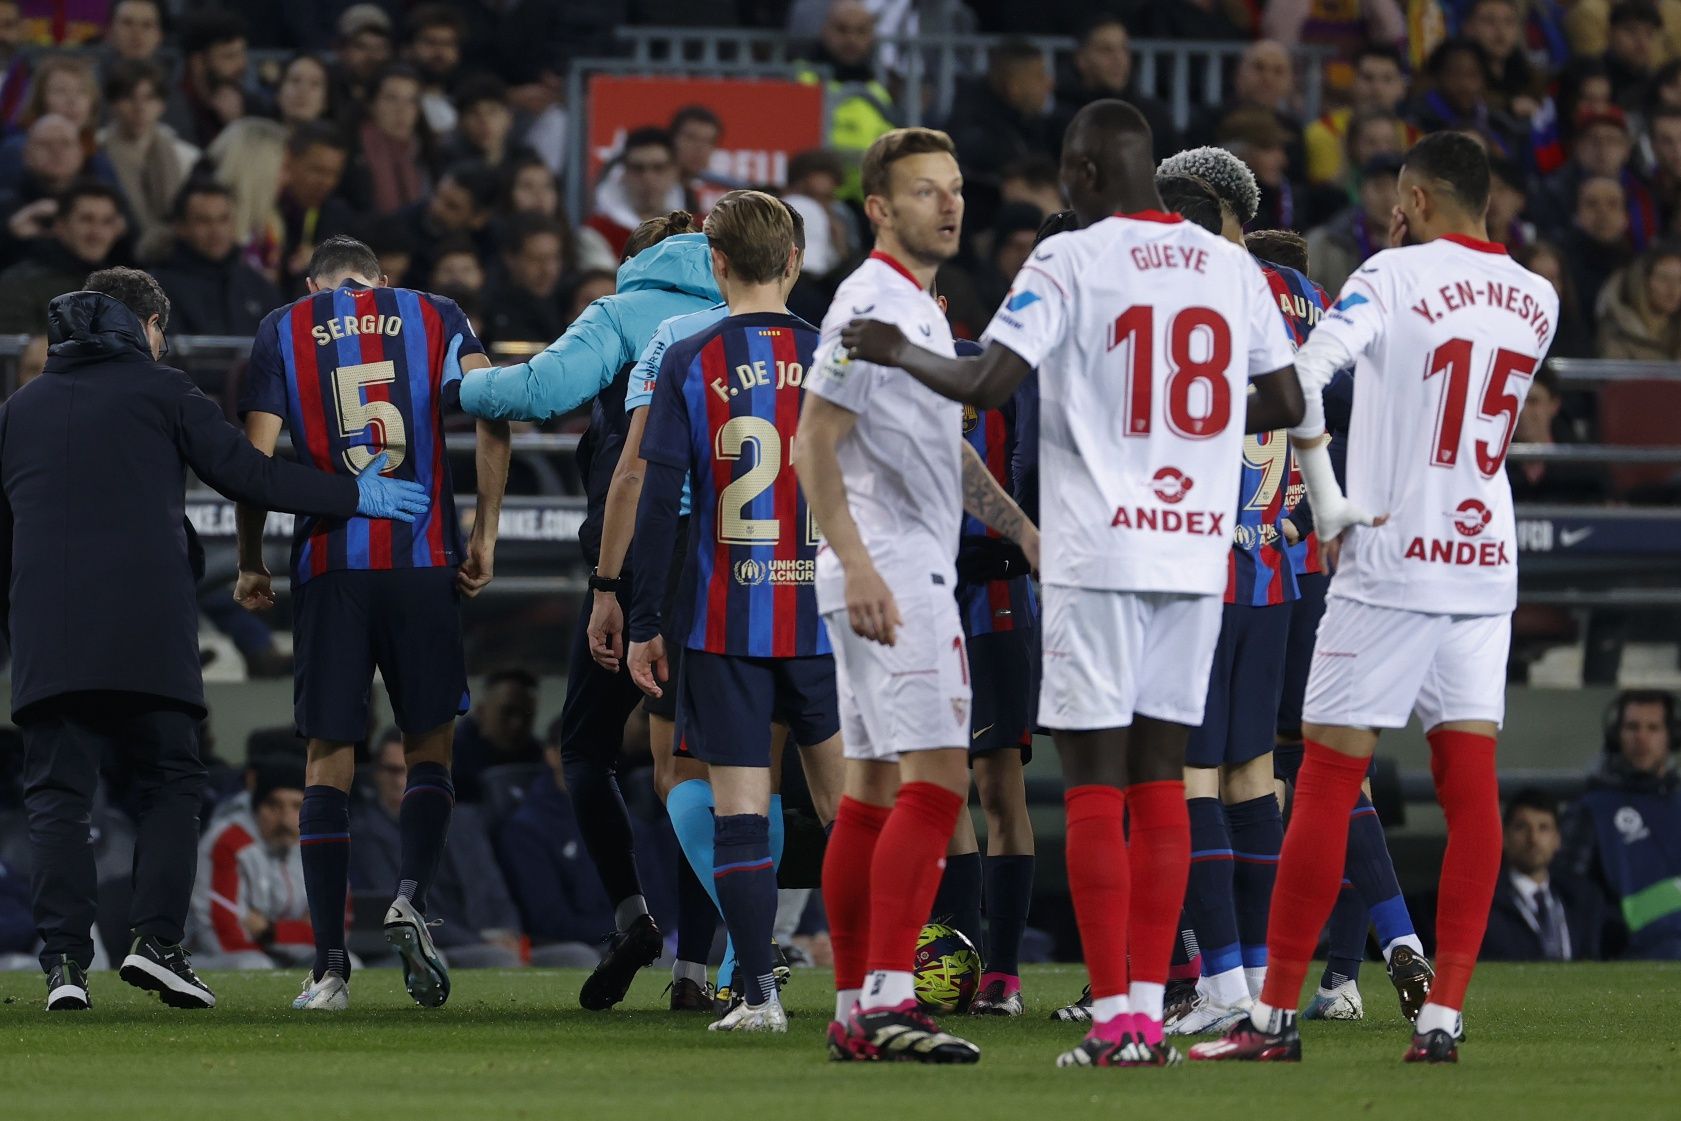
[1,963,1675,1121]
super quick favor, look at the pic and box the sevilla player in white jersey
[1191,133,1558,1066]
[842,100,1309,1068]
[794,127,1037,1065]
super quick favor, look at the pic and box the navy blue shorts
[292,568,468,743]
[642,516,690,722]
[1277,571,1330,739]
[1185,600,1291,769]
[966,628,1037,760]
[676,650,839,767]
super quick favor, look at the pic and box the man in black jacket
[146,181,281,336]
[1483,788,1605,962]
[0,268,429,1012]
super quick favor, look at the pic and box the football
[912,922,983,1014]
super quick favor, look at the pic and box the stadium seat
[1596,380,1681,500]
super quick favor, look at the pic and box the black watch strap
[589,571,624,593]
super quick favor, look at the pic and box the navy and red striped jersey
[1225,261,1329,606]
[638,310,828,659]
[956,395,1038,638]
[240,283,481,586]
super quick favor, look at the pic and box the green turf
[1,963,1675,1120]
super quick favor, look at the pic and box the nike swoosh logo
[852,304,874,314]
[1033,250,1054,261]
[972,724,994,742]
[1559,527,1594,547]
[919,324,932,336]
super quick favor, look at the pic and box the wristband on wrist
[589,569,623,593]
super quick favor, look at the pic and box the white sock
[1130,981,1166,1023]
[614,895,649,932]
[1205,967,1249,1007]
[1382,934,1425,964]
[673,959,706,985]
[860,969,915,1011]
[835,987,860,1022]
[1250,999,1287,1033]
[1092,993,1130,1022]
[1244,966,1267,1000]
[1415,1002,1460,1036]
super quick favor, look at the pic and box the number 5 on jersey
[334,360,407,473]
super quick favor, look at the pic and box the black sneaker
[849,1001,981,1064]
[772,940,792,991]
[1403,1028,1459,1063]
[45,956,90,1011]
[1050,984,1093,1022]
[120,935,216,1009]
[579,914,662,1011]
[1163,977,1199,1026]
[1187,1012,1302,1062]
[1386,945,1435,1022]
[1058,1032,1185,1068]
[667,976,714,1012]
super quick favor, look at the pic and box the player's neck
[726,283,788,316]
[1422,213,1491,245]
[870,235,939,291]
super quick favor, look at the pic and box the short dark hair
[370,63,422,103]
[430,232,479,264]
[989,38,1043,80]
[501,212,568,257]
[441,159,501,212]
[286,120,349,158]
[1246,228,1310,273]
[485,668,538,692]
[1611,688,1677,747]
[103,58,165,102]
[180,10,245,56]
[1077,13,1129,48]
[1000,154,1060,190]
[1611,0,1663,31]
[307,234,382,281]
[1154,173,1225,235]
[169,177,233,221]
[1503,787,1559,827]
[84,266,169,330]
[57,179,124,219]
[669,104,722,135]
[1426,38,1483,80]
[1403,130,1491,215]
[405,1,466,41]
[622,126,675,159]
[1355,43,1407,73]
[787,148,846,186]
[453,74,509,115]
[860,126,957,200]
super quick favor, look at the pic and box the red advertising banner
[586,75,826,190]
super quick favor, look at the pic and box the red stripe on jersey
[982,410,1014,632]
[1262,434,1288,606]
[770,328,802,658]
[418,297,449,566]
[288,302,334,579]
[701,337,734,653]
[353,289,393,571]
[868,250,925,292]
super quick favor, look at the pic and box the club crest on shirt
[962,405,980,434]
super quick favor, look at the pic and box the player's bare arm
[791,392,900,646]
[588,407,650,672]
[233,411,284,612]
[1244,364,1306,434]
[460,351,507,599]
[960,442,1039,574]
[839,321,1032,410]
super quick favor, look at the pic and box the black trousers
[21,691,204,971]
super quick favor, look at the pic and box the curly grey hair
[1156,146,1260,225]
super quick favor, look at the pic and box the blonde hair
[208,117,287,247]
[703,190,795,285]
[24,54,100,133]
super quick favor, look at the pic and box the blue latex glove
[354,452,430,523]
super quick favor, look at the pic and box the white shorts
[822,584,970,763]
[1302,597,1510,731]
[1038,586,1223,730]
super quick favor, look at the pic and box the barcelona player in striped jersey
[625,191,842,1033]
[233,235,512,1013]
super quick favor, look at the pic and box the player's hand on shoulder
[845,562,901,646]
[839,318,908,367]
[588,591,625,671]
[627,636,667,698]
[234,567,275,613]
[457,535,495,598]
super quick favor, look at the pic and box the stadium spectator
[1187,40,1304,175]
[207,116,287,282]
[670,104,744,215]
[1462,0,1547,116]
[1564,174,1637,308]
[0,1,29,133]
[1596,239,1681,358]
[1307,153,1404,295]
[997,155,1065,219]
[499,152,561,221]
[566,268,618,321]
[0,116,92,263]
[191,757,317,969]
[1564,690,1681,959]
[100,0,165,72]
[0,181,126,379]
[483,213,569,346]
[1409,38,1524,158]
[1535,106,1658,244]
[164,10,253,148]
[1603,0,1666,108]
[99,60,196,261]
[1261,0,1405,103]
[1303,45,1418,187]
[943,38,1059,223]
[147,181,281,336]
[452,669,542,804]
[329,3,394,111]
[583,127,681,263]
[972,200,1045,315]
[443,76,518,170]
[782,147,857,279]
[1483,789,1606,961]
[1568,0,1681,61]
[1218,106,1309,231]
[493,720,615,967]
[404,3,468,135]
[0,54,117,198]
[277,123,353,293]
[1052,15,1176,152]
[1488,155,1535,250]
[1516,239,1598,358]
[273,53,334,131]
[343,65,433,217]
[398,158,498,284]
[351,732,524,968]
[428,233,486,297]
[794,0,897,203]
[1643,105,1681,228]
[1506,362,1603,501]
[360,212,417,287]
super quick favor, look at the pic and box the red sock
[863,782,965,975]
[1064,785,1130,1000]
[1427,729,1501,1011]
[1125,781,1190,994]
[1259,741,1370,1011]
[823,796,891,994]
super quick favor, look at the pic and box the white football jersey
[1302,235,1559,616]
[807,252,963,611]
[982,211,1296,595]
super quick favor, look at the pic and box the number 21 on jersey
[714,416,822,547]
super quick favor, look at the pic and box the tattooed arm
[961,442,1039,573]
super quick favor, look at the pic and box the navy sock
[931,850,983,953]
[982,853,1033,975]
[1321,886,1368,988]
[1345,794,1416,949]
[299,785,351,981]
[397,762,454,914]
[1225,794,1283,969]
[713,814,777,1005]
[675,856,717,966]
[563,753,642,906]
[1185,797,1242,980]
